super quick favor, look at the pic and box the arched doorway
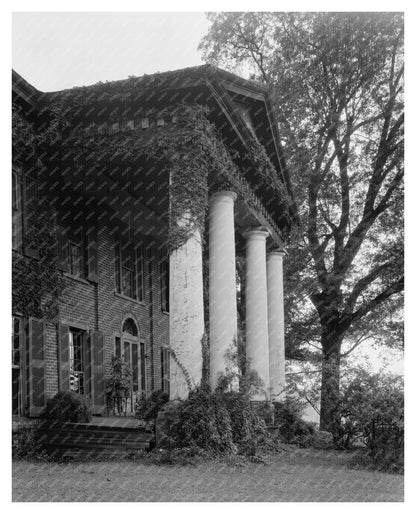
[114,317,146,413]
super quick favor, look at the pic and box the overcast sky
[12,12,210,91]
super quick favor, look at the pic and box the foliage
[274,396,315,446]
[106,355,133,397]
[218,332,265,398]
[159,387,270,457]
[200,12,404,430]
[12,426,47,460]
[41,391,92,423]
[12,109,66,321]
[37,82,282,253]
[335,368,403,472]
[135,390,169,421]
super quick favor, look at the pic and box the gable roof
[12,65,298,233]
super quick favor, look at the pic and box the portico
[169,186,287,401]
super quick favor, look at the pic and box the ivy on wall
[12,108,66,321]
[37,81,287,252]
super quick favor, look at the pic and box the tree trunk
[319,344,342,432]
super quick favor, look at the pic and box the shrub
[12,426,46,460]
[41,391,92,423]
[135,390,169,421]
[159,387,272,457]
[274,396,315,446]
[336,369,404,473]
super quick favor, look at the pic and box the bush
[12,426,46,460]
[159,387,271,457]
[336,369,403,473]
[274,396,315,446]
[135,390,169,421]
[41,391,92,423]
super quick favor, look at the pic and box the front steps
[36,420,155,459]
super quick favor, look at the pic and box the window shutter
[90,330,105,414]
[56,225,69,272]
[59,323,70,391]
[86,222,98,282]
[27,318,45,416]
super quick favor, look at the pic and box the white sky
[12,12,210,91]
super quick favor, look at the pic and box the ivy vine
[36,80,287,251]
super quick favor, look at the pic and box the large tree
[200,12,404,431]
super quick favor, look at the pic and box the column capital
[267,249,286,260]
[243,226,270,241]
[210,190,237,204]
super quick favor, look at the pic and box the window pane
[132,343,139,391]
[69,329,85,395]
[140,343,146,391]
[122,268,133,297]
[12,317,21,367]
[69,241,82,276]
[115,337,121,357]
[136,247,144,302]
[124,341,130,365]
[115,241,121,292]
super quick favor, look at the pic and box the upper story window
[67,227,87,279]
[160,259,169,313]
[114,238,145,302]
[12,170,23,250]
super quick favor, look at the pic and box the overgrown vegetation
[135,390,169,421]
[158,386,273,458]
[12,108,66,321]
[335,369,404,473]
[41,391,92,423]
[37,88,286,252]
[274,397,315,446]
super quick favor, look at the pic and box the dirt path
[12,448,403,502]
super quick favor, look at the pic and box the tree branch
[349,277,404,324]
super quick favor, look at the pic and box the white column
[209,191,238,389]
[267,251,286,400]
[169,219,205,400]
[244,227,270,399]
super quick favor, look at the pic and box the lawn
[12,447,403,502]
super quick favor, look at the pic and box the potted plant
[106,355,133,416]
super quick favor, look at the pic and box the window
[160,259,169,312]
[161,347,170,395]
[115,239,145,301]
[12,316,22,415]
[67,226,87,279]
[69,328,85,395]
[12,171,23,250]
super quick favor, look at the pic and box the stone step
[37,428,154,442]
[37,421,155,457]
[45,447,144,461]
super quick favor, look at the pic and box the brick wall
[44,210,170,399]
